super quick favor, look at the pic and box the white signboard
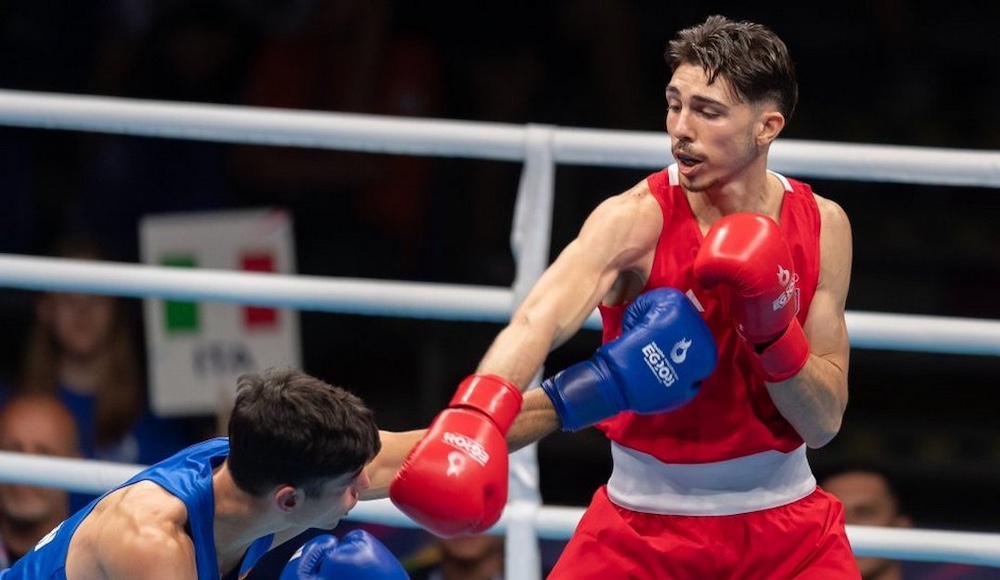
[140,208,301,416]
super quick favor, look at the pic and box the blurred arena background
[0,0,998,534]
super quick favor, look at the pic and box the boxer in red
[391,14,857,579]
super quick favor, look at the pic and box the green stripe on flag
[161,254,199,333]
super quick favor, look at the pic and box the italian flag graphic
[161,252,279,334]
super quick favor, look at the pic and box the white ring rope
[1,451,998,568]
[0,254,514,323]
[0,451,143,495]
[0,89,998,572]
[2,89,1000,185]
[0,254,999,356]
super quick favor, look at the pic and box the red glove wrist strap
[450,374,524,433]
[751,317,810,382]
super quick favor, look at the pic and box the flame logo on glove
[772,267,799,313]
[777,265,791,287]
[446,451,464,477]
[670,338,692,364]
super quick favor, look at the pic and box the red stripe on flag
[241,253,278,329]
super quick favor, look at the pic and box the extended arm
[361,430,426,500]
[476,185,664,388]
[506,389,560,452]
[389,184,662,536]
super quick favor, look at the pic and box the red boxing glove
[694,213,809,382]
[390,374,522,537]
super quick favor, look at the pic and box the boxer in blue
[1,288,714,579]
[1,367,419,579]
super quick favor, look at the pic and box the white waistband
[606,442,816,516]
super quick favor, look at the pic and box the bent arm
[766,198,852,448]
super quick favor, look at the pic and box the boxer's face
[666,63,779,193]
[294,468,371,530]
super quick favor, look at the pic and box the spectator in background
[820,466,912,580]
[408,533,505,580]
[16,236,194,476]
[0,394,79,566]
[820,465,996,580]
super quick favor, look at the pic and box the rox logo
[771,265,799,313]
[443,431,489,466]
[641,339,693,387]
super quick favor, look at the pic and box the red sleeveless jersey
[594,165,822,464]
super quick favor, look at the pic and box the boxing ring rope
[0,254,998,356]
[2,88,1000,185]
[2,450,1000,568]
[1,89,999,575]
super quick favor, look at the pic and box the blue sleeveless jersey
[0,438,273,579]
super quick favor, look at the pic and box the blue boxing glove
[542,287,717,431]
[279,530,409,580]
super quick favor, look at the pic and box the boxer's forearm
[363,429,426,500]
[506,389,560,452]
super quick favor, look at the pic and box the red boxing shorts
[548,486,859,579]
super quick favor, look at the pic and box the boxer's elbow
[804,413,843,449]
